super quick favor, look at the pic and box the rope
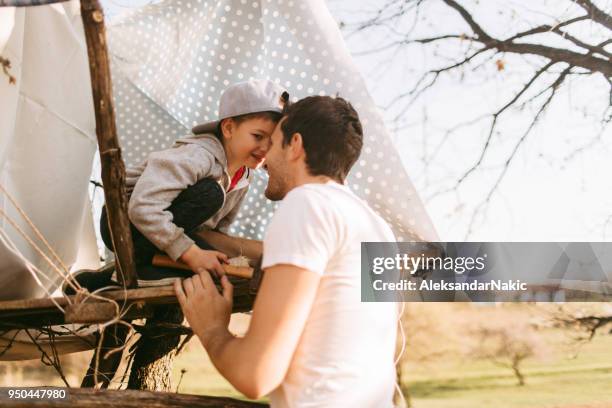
[0,185,70,275]
[0,227,69,312]
[0,208,81,297]
[0,183,133,360]
[393,301,407,408]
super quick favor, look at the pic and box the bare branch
[551,28,612,59]
[453,62,556,190]
[505,15,590,42]
[385,46,494,115]
[354,34,474,56]
[463,65,572,238]
[491,41,611,77]
[442,0,493,41]
[347,0,611,238]
[574,0,612,31]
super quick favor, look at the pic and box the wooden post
[79,0,135,388]
[80,0,137,289]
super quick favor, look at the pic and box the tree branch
[574,0,612,31]
[505,15,590,42]
[463,65,572,238]
[495,41,611,77]
[442,0,493,41]
[453,62,557,188]
[441,1,611,76]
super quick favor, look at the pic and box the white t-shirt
[262,181,398,408]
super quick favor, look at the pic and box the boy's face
[225,117,275,169]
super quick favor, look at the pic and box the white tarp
[0,0,438,294]
[0,0,437,362]
[107,0,439,243]
[0,1,99,301]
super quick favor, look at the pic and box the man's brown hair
[280,96,363,182]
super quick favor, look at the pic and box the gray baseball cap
[192,79,289,135]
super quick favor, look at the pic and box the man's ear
[287,132,305,161]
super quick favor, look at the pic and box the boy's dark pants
[100,178,224,266]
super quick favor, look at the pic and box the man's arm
[195,229,263,263]
[175,265,320,399]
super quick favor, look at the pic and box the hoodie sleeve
[128,144,215,260]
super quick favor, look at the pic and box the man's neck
[291,170,334,190]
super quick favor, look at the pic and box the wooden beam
[80,0,137,289]
[0,278,256,329]
[0,387,268,407]
[0,0,68,6]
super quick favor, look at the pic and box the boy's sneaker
[111,264,194,288]
[64,261,196,294]
[63,263,120,295]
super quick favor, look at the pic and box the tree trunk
[127,305,184,390]
[512,359,525,386]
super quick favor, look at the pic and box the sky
[100,0,612,243]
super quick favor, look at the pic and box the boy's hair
[215,92,291,140]
[280,96,363,183]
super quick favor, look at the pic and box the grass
[402,333,612,408]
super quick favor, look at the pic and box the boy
[68,79,288,291]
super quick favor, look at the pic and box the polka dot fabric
[107,0,438,242]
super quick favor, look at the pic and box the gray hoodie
[125,134,252,261]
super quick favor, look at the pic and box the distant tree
[469,325,543,386]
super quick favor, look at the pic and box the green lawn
[402,333,612,408]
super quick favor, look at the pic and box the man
[175,96,399,407]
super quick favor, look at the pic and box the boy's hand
[180,244,228,277]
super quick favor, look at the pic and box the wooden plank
[0,277,255,328]
[64,302,120,323]
[0,387,268,407]
[80,0,137,288]
[0,286,175,313]
[0,0,68,6]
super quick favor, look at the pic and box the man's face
[264,118,291,201]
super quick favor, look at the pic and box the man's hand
[175,271,234,347]
[180,244,228,277]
